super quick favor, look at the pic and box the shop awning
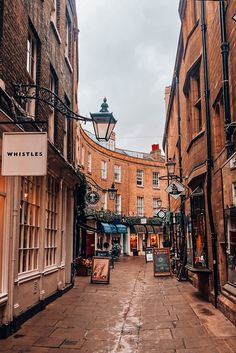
[115,224,127,234]
[145,225,154,233]
[152,225,163,234]
[109,224,117,233]
[131,224,146,233]
[98,222,112,233]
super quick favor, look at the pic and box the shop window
[152,172,160,188]
[150,234,158,247]
[186,214,193,266]
[226,215,236,286]
[130,235,138,250]
[114,165,121,182]
[136,169,144,187]
[190,188,207,268]
[45,176,59,267]
[88,152,92,173]
[18,177,40,274]
[101,160,107,179]
[114,194,121,214]
[60,185,67,264]
[137,196,144,217]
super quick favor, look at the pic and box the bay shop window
[18,177,40,274]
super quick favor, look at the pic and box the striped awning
[115,224,127,234]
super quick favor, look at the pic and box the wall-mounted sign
[140,217,147,224]
[1,132,47,176]
[165,181,185,200]
[86,191,99,205]
[91,256,110,284]
[153,248,171,276]
[157,210,166,219]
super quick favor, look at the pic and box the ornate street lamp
[166,158,176,176]
[157,198,162,208]
[107,182,117,200]
[90,98,117,141]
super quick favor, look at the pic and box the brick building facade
[163,0,236,324]
[0,0,80,337]
[77,124,168,257]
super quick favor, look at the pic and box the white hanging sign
[165,181,185,200]
[1,132,47,176]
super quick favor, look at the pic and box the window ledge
[0,293,8,306]
[222,283,236,299]
[137,185,144,188]
[43,266,58,276]
[50,20,62,44]
[152,186,160,190]
[185,264,212,273]
[65,56,73,73]
[16,271,41,284]
[186,130,205,153]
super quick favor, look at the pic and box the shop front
[129,224,163,256]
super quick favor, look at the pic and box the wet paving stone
[1,256,236,352]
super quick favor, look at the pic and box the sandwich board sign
[153,248,171,276]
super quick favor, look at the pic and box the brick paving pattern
[0,256,236,352]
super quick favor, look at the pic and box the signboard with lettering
[145,247,153,263]
[153,248,171,276]
[91,256,110,284]
[1,132,47,176]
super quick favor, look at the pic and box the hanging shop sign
[165,181,185,200]
[91,256,110,284]
[145,247,153,263]
[1,132,47,176]
[86,191,99,205]
[153,248,171,276]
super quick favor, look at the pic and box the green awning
[115,224,127,234]
[98,222,112,233]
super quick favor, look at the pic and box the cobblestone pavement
[1,256,236,353]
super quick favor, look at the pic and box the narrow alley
[0,256,236,353]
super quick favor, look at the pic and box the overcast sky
[76,0,181,153]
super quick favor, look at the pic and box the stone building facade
[163,0,236,324]
[0,0,80,337]
[77,125,168,257]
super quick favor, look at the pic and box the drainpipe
[219,0,233,158]
[176,74,187,281]
[201,0,219,308]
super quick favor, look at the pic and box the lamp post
[107,182,117,200]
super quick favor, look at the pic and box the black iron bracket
[13,83,92,122]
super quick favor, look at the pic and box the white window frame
[136,170,144,187]
[65,11,72,63]
[137,196,144,217]
[48,70,56,142]
[115,194,121,214]
[153,172,160,188]
[45,176,59,268]
[26,29,37,118]
[153,198,160,216]
[101,160,107,179]
[81,146,85,167]
[114,165,121,182]
[88,152,92,173]
[18,177,40,274]
[101,192,107,211]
